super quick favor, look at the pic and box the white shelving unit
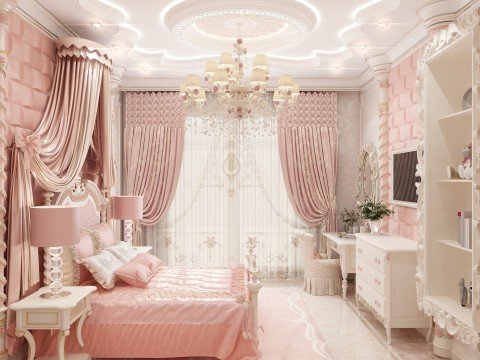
[416,18,480,355]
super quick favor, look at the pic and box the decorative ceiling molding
[17,0,76,39]
[18,0,473,89]
[163,0,317,52]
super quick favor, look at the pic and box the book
[458,211,472,249]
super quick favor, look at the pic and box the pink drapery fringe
[278,92,338,230]
[6,38,112,353]
[124,92,185,236]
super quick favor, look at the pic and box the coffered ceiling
[18,0,471,89]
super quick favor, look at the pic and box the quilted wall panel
[5,12,55,145]
[386,52,419,240]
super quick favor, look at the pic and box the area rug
[96,286,335,360]
[258,287,335,360]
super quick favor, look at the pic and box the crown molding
[16,0,76,39]
[120,76,365,92]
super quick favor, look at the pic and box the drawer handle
[358,248,363,254]
[374,300,380,307]
[358,266,363,272]
[374,258,381,265]
[358,285,362,291]
[375,278,380,285]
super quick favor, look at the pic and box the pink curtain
[278,92,338,230]
[124,92,185,232]
[6,38,112,352]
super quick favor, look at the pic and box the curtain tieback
[14,128,42,170]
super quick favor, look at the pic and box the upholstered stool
[297,231,342,296]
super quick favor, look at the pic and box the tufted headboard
[42,180,108,286]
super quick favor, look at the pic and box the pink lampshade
[29,206,81,247]
[111,196,143,220]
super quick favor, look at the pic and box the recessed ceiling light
[358,45,367,52]
[112,44,122,50]
[140,66,149,72]
[377,22,388,30]
[332,66,340,72]
[91,22,102,29]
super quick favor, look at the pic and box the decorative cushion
[89,223,115,249]
[82,250,124,290]
[133,253,163,273]
[115,262,154,288]
[105,242,139,264]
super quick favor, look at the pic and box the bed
[34,180,261,360]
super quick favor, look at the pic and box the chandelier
[180,37,299,136]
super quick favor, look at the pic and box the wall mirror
[356,144,379,204]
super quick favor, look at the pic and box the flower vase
[369,220,381,235]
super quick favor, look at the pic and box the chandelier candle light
[180,35,299,136]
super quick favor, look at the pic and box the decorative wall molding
[0,2,17,358]
[367,54,390,232]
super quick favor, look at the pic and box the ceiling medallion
[180,36,299,137]
[170,8,311,52]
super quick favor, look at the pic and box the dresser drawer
[356,258,386,296]
[356,241,386,274]
[356,277,386,318]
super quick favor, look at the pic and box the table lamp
[30,205,81,298]
[111,196,143,245]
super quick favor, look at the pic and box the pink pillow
[90,223,115,249]
[115,262,153,287]
[75,231,96,260]
[133,253,163,273]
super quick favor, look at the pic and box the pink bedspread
[35,266,259,359]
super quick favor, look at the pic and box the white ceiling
[18,0,470,89]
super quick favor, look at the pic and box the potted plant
[358,197,394,235]
[340,208,360,233]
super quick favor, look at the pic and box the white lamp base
[124,219,133,245]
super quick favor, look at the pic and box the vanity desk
[322,232,356,300]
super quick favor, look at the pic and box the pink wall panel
[5,12,55,144]
[386,52,419,241]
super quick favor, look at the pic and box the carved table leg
[77,310,91,347]
[15,329,35,360]
[57,329,70,360]
[326,239,332,259]
[341,268,348,300]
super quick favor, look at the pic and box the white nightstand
[10,286,96,360]
[132,245,152,254]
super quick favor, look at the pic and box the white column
[110,66,124,242]
[367,55,391,233]
[0,2,16,358]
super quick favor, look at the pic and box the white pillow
[82,250,124,289]
[104,242,139,264]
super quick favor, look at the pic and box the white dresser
[355,233,428,343]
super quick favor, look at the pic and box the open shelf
[438,239,472,253]
[425,295,472,327]
[437,108,472,123]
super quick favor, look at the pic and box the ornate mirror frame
[356,144,379,204]
[416,8,480,349]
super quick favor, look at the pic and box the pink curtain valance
[278,91,338,230]
[124,92,185,235]
[278,91,337,128]
[55,37,113,69]
[125,91,185,128]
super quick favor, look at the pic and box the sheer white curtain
[144,119,313,279]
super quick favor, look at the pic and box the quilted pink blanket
[35,266,259,360]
